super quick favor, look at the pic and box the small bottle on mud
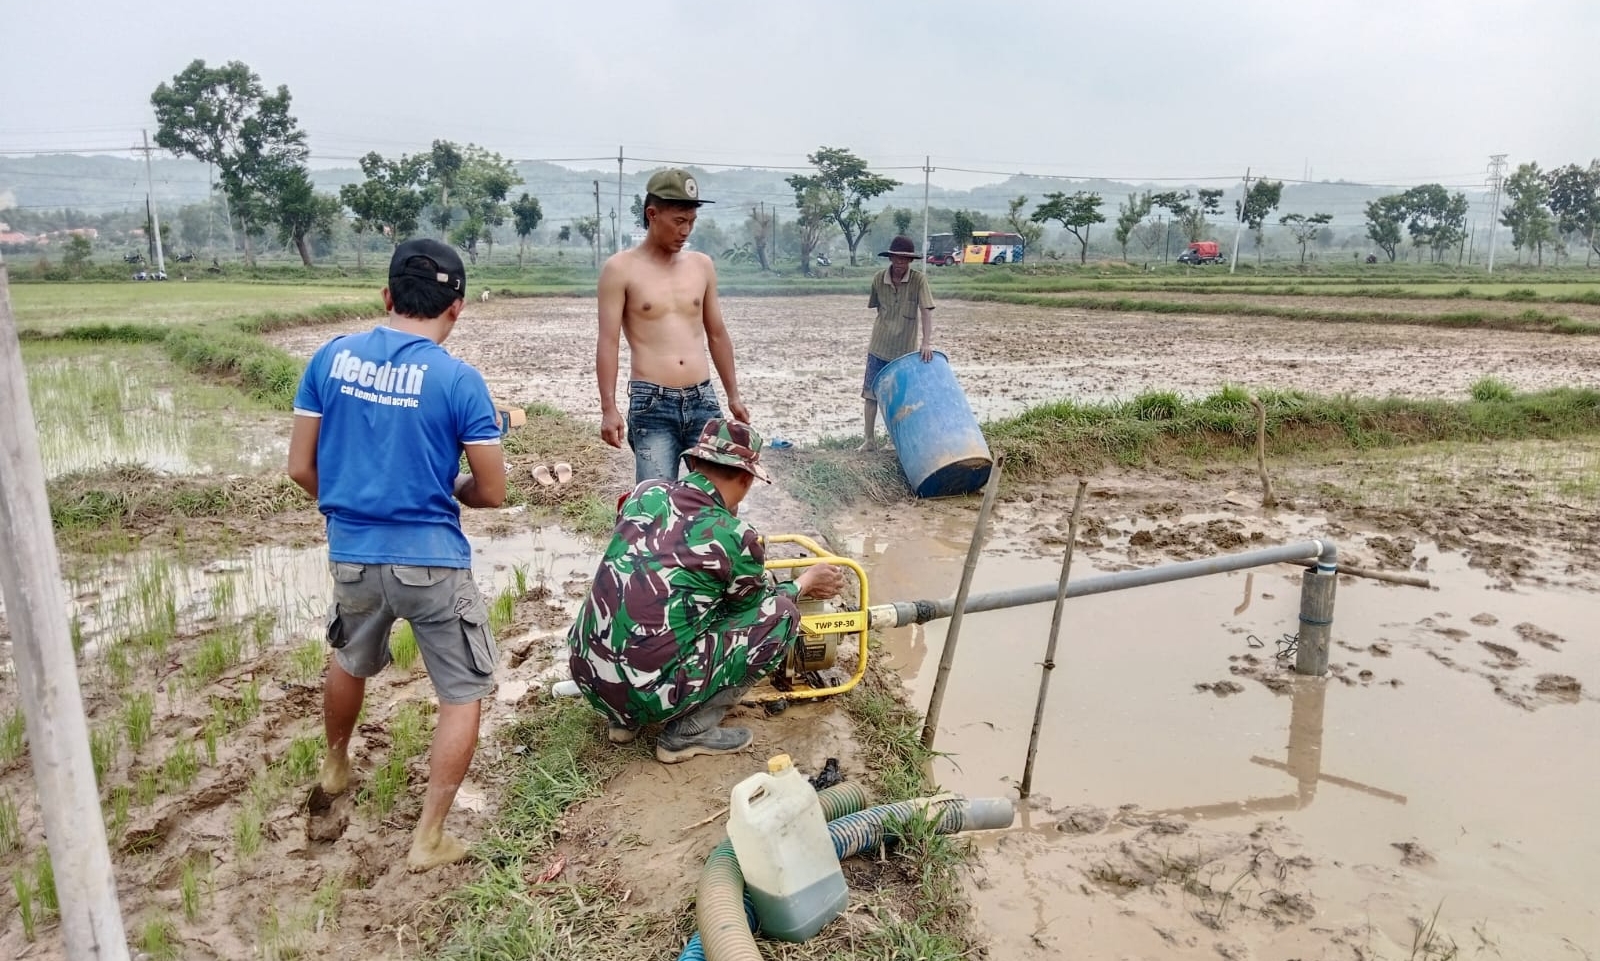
[727,754,849,941]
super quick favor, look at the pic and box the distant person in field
[595,168,750,483]
[860,235,936,451]
[287,238,507,872]
[567,419,845,762]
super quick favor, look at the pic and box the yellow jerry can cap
[767,754,793,774]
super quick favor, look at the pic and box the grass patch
[1469,376,1516,403]
[137,915,182,961]
[0,792,20,855]
[0,708,26,767]
[391,622,421,673]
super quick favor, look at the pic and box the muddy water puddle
[1,523,599,669]
[841,506,1599,958]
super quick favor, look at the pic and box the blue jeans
[627,380,724,483]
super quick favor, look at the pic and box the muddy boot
[607,723,639,745]
[655,686,752,764]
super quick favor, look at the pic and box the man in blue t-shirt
[287,238,507,872]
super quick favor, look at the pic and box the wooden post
[921,454,1004,749]
[1019,480,1088,799]
[0,260,131,959]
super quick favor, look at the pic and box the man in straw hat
[566,419,845,762]
[595,168,751,484]
[860,234,936,451]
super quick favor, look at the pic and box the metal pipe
[872,539,1331,629]
[1020,480,1087,799]
[920,454,1005,749]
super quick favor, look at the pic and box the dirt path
[267,295,1600,446]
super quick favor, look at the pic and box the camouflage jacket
[566,473,801,726]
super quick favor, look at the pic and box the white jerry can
[726,754,849,942]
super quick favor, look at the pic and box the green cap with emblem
[646,168,713,205]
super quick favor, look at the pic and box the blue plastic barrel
[873,351,993,498]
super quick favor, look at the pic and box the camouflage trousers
[569,591,800,728]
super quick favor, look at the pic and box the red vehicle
[1177,241,1225,265]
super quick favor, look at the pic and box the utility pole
[616,146,624,253]
[1485,154,1508,274]
[772,207,779,268]
[592,180,601,269]
[133,129,167,274]
[609,208,617,254]
[1467,220,1476,265]
[1229,166,1250,275]
[921,155,932,274]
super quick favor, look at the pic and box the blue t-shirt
[292,326,501,567]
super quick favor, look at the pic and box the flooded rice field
[840,489,1598,959]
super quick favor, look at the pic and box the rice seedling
[203,715,222,765]
[390,622,420,673]
[135,769,161,807]
[90,724,120,785]
[123,691,155,754]
[1,708,27,766]
[14,870,36,941]
[360,757,410,817]
[106,786,131,841]
[179,858,207,922]
[185,626,246,689]
[0,792,20,855]
[209,574,239,621]
[282,735,323,784]
[104,642,134,688]
[163,740,200,793]
[489,589,516,632]
[288,639,327,684]
[234,801,265,858]
[33,850,57,915]
[139,915,181,961]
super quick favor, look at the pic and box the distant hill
[0,154,1490,229]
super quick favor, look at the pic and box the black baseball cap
[389,238,466,300]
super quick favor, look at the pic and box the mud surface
[266,295,1600,445]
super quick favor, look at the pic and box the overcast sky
[4,0,1595,191]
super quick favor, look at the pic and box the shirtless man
[596,168,750,483]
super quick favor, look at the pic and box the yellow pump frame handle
[758,534,870,703]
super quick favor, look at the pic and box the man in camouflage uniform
[567,419,845,763]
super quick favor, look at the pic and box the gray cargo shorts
[324,562,497,704]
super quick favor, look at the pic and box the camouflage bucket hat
[682,418,772,483]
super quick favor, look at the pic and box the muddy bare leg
[407,698,482,871]
[859,400,879,451]
[321,657,366,794]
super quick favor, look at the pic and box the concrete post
[1295,568,1336,675]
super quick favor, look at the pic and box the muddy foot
[306,784,351,842]
[319,755,351,795]
[407,832,470,872]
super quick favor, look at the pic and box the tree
[1235,179,1284,263]
[558,225,572,243]
[1143,191,1182,261]
[747,205,774,270]
[1113,191,1151,261]
[266,164,340,266]
[339,151,426,253]
[510,193,543,269]
[1365,195,1406,262]
[785,147,900,265]
[1545,161,1600,265]
[62,234,92,275]
[425,140,465,236]
[1032,191,1105,264]
[1400,184,1469,262]
[151,59,308,267]
[1005,195,1044,251]
[1166,189,1223,244]
[892,208,913,237]
[630,193,645,229]
[1278,212,1333,264]
[794,185,835,276]
[574,216,599,266]
[950,210,976,247]
[1501,163,1552,266]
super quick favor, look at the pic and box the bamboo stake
[1249,395,1276,507]
[1019,480,1088,799]
[921,454,1005,749]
